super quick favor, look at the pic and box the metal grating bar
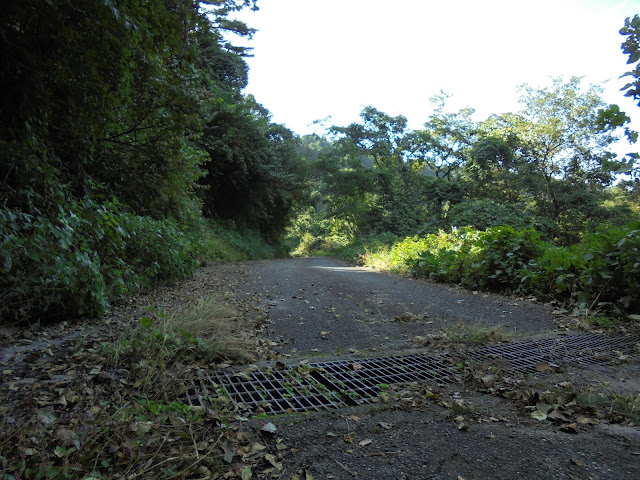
[211,369,350,414]
[306,353,460,406]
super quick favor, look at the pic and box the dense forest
[0,0,306,324]
[288,75,640,318]
[1,1,640,325]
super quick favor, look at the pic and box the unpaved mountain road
[1,257,638,480]
[240,256,556,356]
[228,257,640,480]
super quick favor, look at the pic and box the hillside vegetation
[286,76,640,319]
[2,4,640,325]
[1,1,304,324]
[2,5,640,479]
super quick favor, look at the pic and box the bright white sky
[234,0,640,142]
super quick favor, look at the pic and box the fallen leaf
[560,422,578,434]
[264,453,283,471]
[343,432,355,443]
[481,375,496,387]
[36,409,57,425]
[130,421,152,433]
[571,458,585,467]
[535,362,549,372]
[378,422,393,430]
[221,442,235,463]
[351,363,363,371]
[241,467,252,480]
[532,410,548,421]
[55,428,78,448]
[577,416,598,425]
[261,422,277,434]
[275,361,286,370]
[248,443,267,454]
[53,446,67,458]
[547,410,570,423]
[345,415,360,422]
[358,439,372,446]
[535,402,553,414]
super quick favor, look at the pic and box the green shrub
[465,226,546,290]
[193,219,281,262]
[0,199,197,323]
[406,228,479,283]
[291,232,325,256]
[1,204,109,321]
[400,223,639,314]
[521,222,640,313]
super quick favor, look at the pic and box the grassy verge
[0,297,265,479]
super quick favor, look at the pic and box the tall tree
[597,14,640,188]
[412,93,477,180]
[480,77,631,239]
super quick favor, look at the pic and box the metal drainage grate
[181,352,460,415]
[307,353,459,402]
[182,333,640,415]
[468,332,640,374]
[209,368,345,414]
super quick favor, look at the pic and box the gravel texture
[2,257,638,480]
[239,257,557,357]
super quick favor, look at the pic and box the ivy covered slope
[286,18,640,318]
[0,0,304,324]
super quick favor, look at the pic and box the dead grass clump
[167,296,254,364]
[440,323,510,345]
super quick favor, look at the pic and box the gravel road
[2,258,638,480]
[229,257,640,480]
[239,257,557,357]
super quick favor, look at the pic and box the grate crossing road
[182,332,640,415]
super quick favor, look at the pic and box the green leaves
[621,15,640,106]
[402,222,640,315]
[0,199,198,323]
